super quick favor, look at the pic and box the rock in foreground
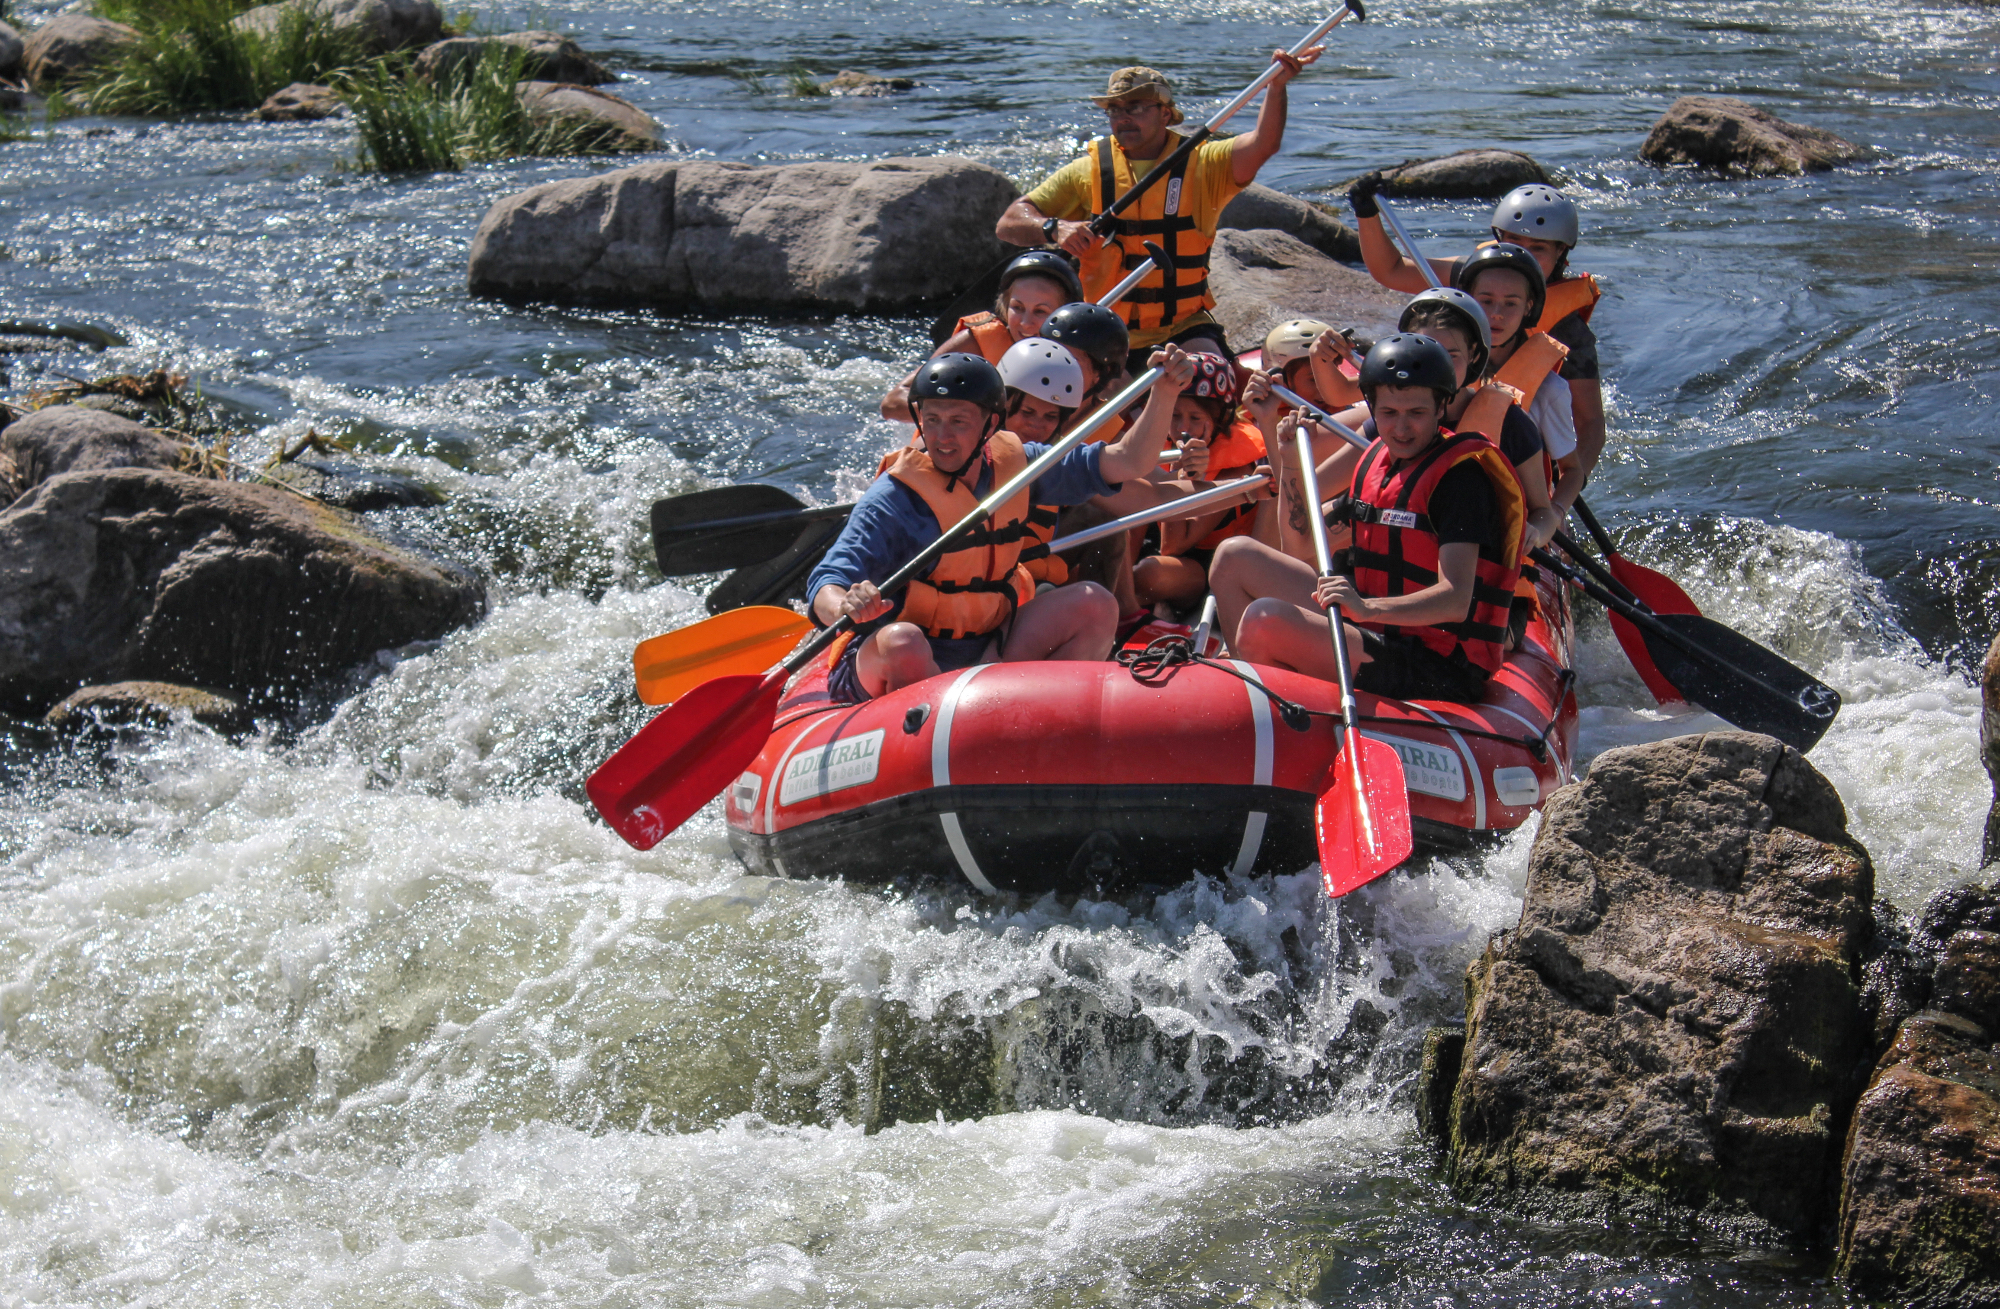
[256,82,344,121]
[1216,183,1359,262]
[468,157,1017,312]
[0,469,483,709]
[1206,229,1404,353]
[1837,883,2000,1309]
[1343,148,1550,199]
[22,14,137,88]
[515,81,659,149]
[1639,95,1865,177]
[2,404,183,491]
[1428,731,1874,1238]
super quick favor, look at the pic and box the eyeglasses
[1102,101,1162,122]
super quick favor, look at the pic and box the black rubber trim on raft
[729,783,1494,894]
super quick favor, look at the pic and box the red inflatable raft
[724,571,1578,894]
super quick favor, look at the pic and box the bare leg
[1133,554,1210,611]
[998,582,1120,662]
[856,622,940,697]
[1232,599,1367,679]
[1208,536,1317,647]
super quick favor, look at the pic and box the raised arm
[1096,345,1196,483]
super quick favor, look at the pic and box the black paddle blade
[1639,613,1841,753]
[651,484,813,575]
[705,518,844,615]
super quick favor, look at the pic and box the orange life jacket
[1185,417,1266,552]
[880,432,1037,639]
[1014,411,1124,586]
[953,312,1015,366]
[1081,133,1216,334]
[1534,272,1601,333]
[1348,430,1527,676]
[1492,332,1568,412]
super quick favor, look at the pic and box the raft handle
[903,703,932,735]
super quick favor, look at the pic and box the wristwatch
[1042,217,1061,244]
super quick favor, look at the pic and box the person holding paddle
[809,346,1196,703]
[994,49,1323,370]
[1208,334,1527,703]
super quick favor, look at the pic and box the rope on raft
[1116,630,1569,764]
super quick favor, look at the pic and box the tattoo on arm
[1284,469,1310,533]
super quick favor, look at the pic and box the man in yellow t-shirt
[995,52,1322,367]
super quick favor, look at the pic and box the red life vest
[1348,430,1526,675]
[880,432,1037,639]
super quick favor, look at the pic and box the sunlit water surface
[0,0,1994,1303]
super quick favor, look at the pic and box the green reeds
[344,41,611,173]
[85,0,371,116]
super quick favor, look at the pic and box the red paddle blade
[1317,734,1414,897]
[586,671,785,850]
[1608,609,1688,707]
[1607,553,1700,618]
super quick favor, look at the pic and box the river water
[0,0,1994,1303]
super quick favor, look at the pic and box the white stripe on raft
[1409,703,1486,829]
[933,664,998,894]
[763,715,824,877]
[1228,659,1274,876]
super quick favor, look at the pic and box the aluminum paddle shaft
[1375,196,1446,291]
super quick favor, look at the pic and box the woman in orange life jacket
[811,347,1196,704]
[1206,334,1527,704]
[1348,179,1605,514]
[1131,354,1269,613]
[880,251,1085,422]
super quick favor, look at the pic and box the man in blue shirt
[809,347,1193,703]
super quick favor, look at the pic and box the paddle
[702,517,847,616]
[635,606,811,706]
[1547,530,1685,706]
[588,366,1170,850]
[927,4,1362,346]
[1269,385,1842,750]
[1291,416,1412,896]
[1046,472,1270,553]
[1571,497,1700,618]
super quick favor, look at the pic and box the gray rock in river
[1639,95,1866,177]
[1205,229,1404,353]
[415,31,613,86]
[1336,148,1551,200]
[1423,731,1875,1239]
[0,468,484,709]
[1836,881,2000,1308]
[1983,632,1999,867]
[44,679,252,735]
[0,22,24,81]
[22,14,138,89]
[515,81,659,150]
[2,405,184,494]
[467,157,1018,313]
[821,69,920,96]
[233,0,441,55]
[255,82,344,121]
[1216,183,1360,262]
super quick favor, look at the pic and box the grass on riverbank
[84,0,373,116]
[345,42,619,172]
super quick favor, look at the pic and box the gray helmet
[1490,184,1579,249]
[1358,333,1458,404]
[1398,287,1491,384]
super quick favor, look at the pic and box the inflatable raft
[723,568,1578,894]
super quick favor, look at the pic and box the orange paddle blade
[1317,734,1414,897]
[634,606,810,706]
[587,671,787,850]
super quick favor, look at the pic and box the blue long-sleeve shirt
[806,440,1118,636]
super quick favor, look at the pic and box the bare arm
[812,581,890,627]
[1355,215,1455,293]
[1096,346,1194,483]
[995,196,1101,259]
[1229,46,1323,185]
[1515,455,1562,551]
[1321,542,1480,627]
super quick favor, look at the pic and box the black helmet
[1358,333,1458,404]
[998,250,1084,305]
[909,352,1007,414]
[1454,242,1547,338]
[1399,287,1491,385]
[1039,301,1129,381]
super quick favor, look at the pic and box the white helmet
[1490,184,1580,248]
[996,337,1086,408]
[1262,318,1337,370]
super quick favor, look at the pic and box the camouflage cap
[1090,66,1184,125]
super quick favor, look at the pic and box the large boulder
[0,469,484,709]
[1640,95,1866,178]
[2,405,183,495]
[0,22,24,81]
[1427,731,1875,1238]
[22,15,137,89]
[1836,882,2000,1308]
[255,81,343,121]
[1216,183,1359,262]
[414,31,612,86]
[232,0,441,55]
[1340,148,1550,200]
[1984,633,2000,867]
[468,157,1018,313]
[515,81,658,149]
[1205,229,1404,355]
